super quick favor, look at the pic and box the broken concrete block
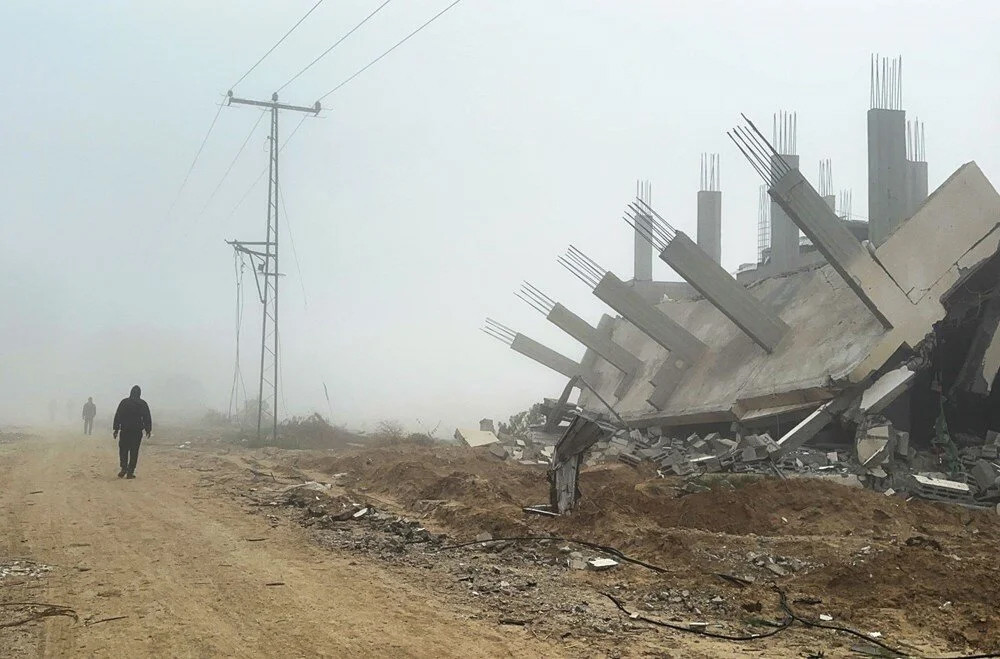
[971,460,999,492]
[618,452,642,466]
[857,424,894,467]
[489,444,509,460]
[860,366,916,415]
[587,558,619,571]
[895,431,910,457]
[475,532,493,543]
[988,430,1000,446]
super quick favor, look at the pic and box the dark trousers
[118,431,143,474]
[84,418,94,435]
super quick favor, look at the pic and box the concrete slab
[455,428,499,448]
[859,366,915,415]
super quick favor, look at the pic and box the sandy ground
[4,430,998,658]
[0,431,565,658]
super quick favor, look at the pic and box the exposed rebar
[728,114,792,187]
[517,282,556,316]
[871,54,903,110]
[559,247,606,290]
[483,318,516,346]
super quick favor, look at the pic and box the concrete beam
[770,154,800,269]
[696,190,722,264]
[660,232,789,353]
[547,303,642,376]
[770,169,913,329]
[510,333,583,379]
[593,272,707,363]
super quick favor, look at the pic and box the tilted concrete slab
[875,162,1000,304]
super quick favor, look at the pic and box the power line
[201,110,268,214]
[231,0,326,91]
[316,0,465,103]
[278,0,394,93]
[166,100,225,219]
[226,114,311,222]
[279,188,309,309]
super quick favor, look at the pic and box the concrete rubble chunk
[857,424,894,467]
[489,444,509,460]
[455,428,499,448]
[587,558,619,571]
[971,460,999,492]
[860,367,916,415]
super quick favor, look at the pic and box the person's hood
[129,385,141,400]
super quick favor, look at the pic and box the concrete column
[822,195,836,212]
[592,272,707,363]
[696,190,722,264]
[867,109,906,245]
[904,160,928,220]
[770,169,913,329]
[510,334,583,379]
[660,232,789,352]
[770,154,800,269]
[547,303,641,376]
[634,221,653,281]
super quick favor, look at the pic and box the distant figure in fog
[82,397,96,435]
[112,385,152,480]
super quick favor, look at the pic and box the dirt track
[0,432,561,657]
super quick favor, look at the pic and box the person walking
[112,385,151,479]
[82,397,96,435]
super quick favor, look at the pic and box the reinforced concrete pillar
[593,272,706,363]
[634,181,653,281]
[547,303,641,376]
[770,154,800,269]
[823,195,836,212]
[867,109,906,245]
[592,272,706,409]
[660,232,789,352]
[697,190,722,264]
[904,160,928,220]
[770,169,912,329]
[510,334,583,379]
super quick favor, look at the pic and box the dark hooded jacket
[113,386,152,435]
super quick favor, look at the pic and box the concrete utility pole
[226,92,319,444]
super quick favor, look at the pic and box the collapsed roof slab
[577,162,1000,425]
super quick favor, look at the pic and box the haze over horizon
[2,0,998,434]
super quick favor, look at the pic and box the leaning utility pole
[225,91,320,444]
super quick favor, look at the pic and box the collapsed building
[483,56,1000,512]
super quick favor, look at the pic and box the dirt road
[0,432,561,657]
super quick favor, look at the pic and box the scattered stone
[587,558,619,571]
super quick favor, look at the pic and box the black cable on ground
[0,602,78,628]
[602,591,792,642]
[435,534,999,658]
[776,587,1000,659]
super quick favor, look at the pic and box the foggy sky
[2,1,998,433]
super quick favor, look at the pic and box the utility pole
[226,91,319,444]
